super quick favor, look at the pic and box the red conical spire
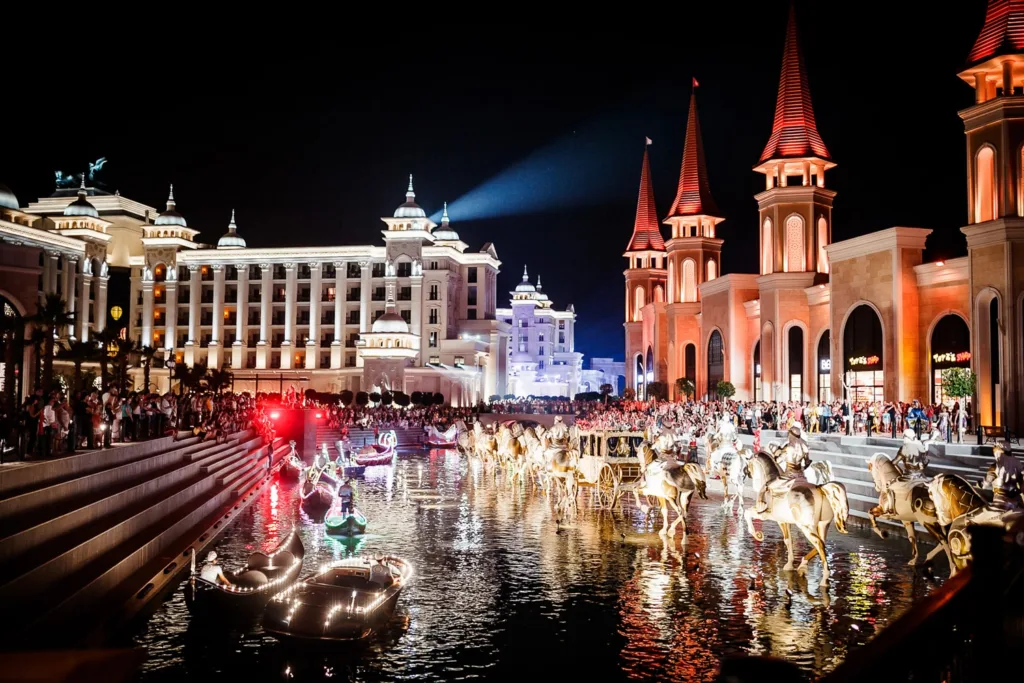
[968,0,1024,66]
[666,85,719,219]
[759,4,830,163]
[626,141,665,252]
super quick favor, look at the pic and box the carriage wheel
[597,466,617,509]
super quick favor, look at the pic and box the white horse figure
[721,446,752,514]
[765,440,833,485]
[633,442,707,536]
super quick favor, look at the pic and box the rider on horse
[892,428,929,478]
[988,440,1023,512]
[755,425,809,513]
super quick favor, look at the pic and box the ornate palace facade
[0,177,510,405]
[625,1,1023,434]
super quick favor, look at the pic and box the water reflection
[132,450,935,681]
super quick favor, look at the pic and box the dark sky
[3,3,982,362]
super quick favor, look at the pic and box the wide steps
[0,432,263,613]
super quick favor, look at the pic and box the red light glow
[270,411,280,420]
[315,412,323,419]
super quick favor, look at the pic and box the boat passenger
[200,551,232,586]
[338,478,356,515]
[369,554,391,586]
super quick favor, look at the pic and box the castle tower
[753,4,834,403]
[957,0,1024,430]
[662,83,724,397]
[623,140,667,397]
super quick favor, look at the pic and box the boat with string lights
[263,555,412,643]
[354,431,397,467]
[324,504,368,537]
[185,530,304,616]
[299,471,335,512]
[424,425,458,449]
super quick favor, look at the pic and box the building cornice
[957,95,1024,129]
[960,218,1024,248]
[25,194,160,222]
[699,273,761,297]
[753,185,837,208]
[825,226,932,263]
[665,302,702,315]
[622,268,667,278]
[804,283,830,306]
[142,237,201,250]
[0,220,87,253]
[665,236,724,252]
[914,256,969,287]
[756,271,818,292]
[50,228,112,244]
[743,299,761,318]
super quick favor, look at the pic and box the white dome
[515,265,535,292]
[155,184,188,227]
[64,184,98,218]
[372,311,409,334]
[394,173,426,218]
[0,182,18,210]
[217,209,246,249]
[432,201,460,240]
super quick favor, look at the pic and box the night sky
[3,3,983,362]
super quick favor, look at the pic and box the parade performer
[893,428,929,477]
[337,478,356,516]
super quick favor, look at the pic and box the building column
[95,274,108,334]
[410,273,423,335]
[256,263,271,369]
[357,260,371,368]
[485,333,499,399]
[306,262,321,370]
[141,277,154,347]
[208,264,225,369]
[331,261,344,369]
[233,264,248,369]
[280,262,296,369]
[48,252,60,296]
[185,264,200,366]
[164,278,178,352]
[78,271,92,342]
[64,257,78,339]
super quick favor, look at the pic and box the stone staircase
[0,429,281,646]
[735,430,992,525]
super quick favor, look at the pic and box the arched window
[684,343,696,383]
[635,354,645,397]
[761,218,774,274]
[667,259,676,303]
[682,259,696,303]
[787,326,804,401]
[976,146,997,223]
[930,315,970,404]
[646,346,655,386]
[843,304,885,403]
[634,286,645,322]
[753,340,762,400]
[654,285,664,303]
[817,330,831,403]
[706,259,717,281]
[817,217,829,274]
[706,331,724,400]
[785,214,804,272]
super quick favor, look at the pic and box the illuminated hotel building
[0,177,510,404]
[496,266,582,397]
[625,1,1023,433]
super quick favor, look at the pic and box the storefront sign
[819,359,831,371]
[932,351,971,364]
[848,355,880,367]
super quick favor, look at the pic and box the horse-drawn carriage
[575,430,646,509]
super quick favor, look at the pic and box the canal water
[132,450,938,681]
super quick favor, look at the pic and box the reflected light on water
[132,451,936,682]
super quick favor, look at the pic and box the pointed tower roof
[432,201,461,241]
[515,264,536,293]
[155,184,188,227]
[969,0,1024,66]
[217,209,247,249]
[759,4,831,164]
[394,174,426,218]
[666,85,719,220]
[625,141,665,252]
[64,176,98,217]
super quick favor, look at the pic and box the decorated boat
[185,529,304,616]
[324,503,368,537]
[355,431,397,466]
[300,471,335,511]
[424,424,458,448]
[264,555,412,643]
[281,452,305,481]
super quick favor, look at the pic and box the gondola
[324,503,368,537]
[424,425,458,449]
[354,431,397,466]
[300,476,335,511]
[264,555,412,643]
[281,453,305,481]
[185,529,304,616]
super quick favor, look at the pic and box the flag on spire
[692,77,699,87]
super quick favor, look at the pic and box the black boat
[300,476,335,512]
[264,555,412,642]
[185,530,304,616]
[281,453,305,481]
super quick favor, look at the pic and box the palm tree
[206,367,233,394]
[27,293,74,394]
[137,343,159,393]
[173,362,207,395]
[27,326,45,393]
[58,340,100,392]
[112,337,139,391]
[0,309,24,410]
[599,383,613,404]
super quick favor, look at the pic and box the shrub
[381,391,393,406]
[368,391,381,404]
[394,391,410,407]
[716,380,736,399]
[432,392,445,405]
[646,381,668,401]
[339,390,354,406]
[355,391,369,406]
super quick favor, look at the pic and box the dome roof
[63,180,98,217]
[432,201,460,241]
[372,310,409,334]
[217,209,247,249]
[0,182,19,210]
[394,174,426,219]
[515,265,536,292]
[154,184,188,227]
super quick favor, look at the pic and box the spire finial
[522,264,529,281]
[167,183,176,209]
[78,175,87,197]
[406,174,415,197]
[441,201,449,224]
[536,274,543,290]
[228,208,237,232]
